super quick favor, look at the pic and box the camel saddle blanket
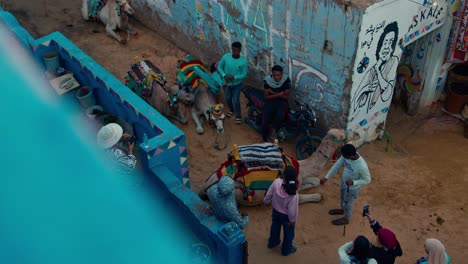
[177,58,208,92]
[87,0,107,20]
[125,59,167,99]
[216,143,299,194]
[237,143,283,171]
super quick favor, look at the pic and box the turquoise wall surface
[132,0,364,128]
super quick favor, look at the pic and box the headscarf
[217,176,235,196]
[377,228,398,250]
[264,73,288,89]
[425,238,447,264]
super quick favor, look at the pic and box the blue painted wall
[0,8,245,264]
[132,0,364,128]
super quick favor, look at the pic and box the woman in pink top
[264,166,299,256]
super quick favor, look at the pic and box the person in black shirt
[365,212,403,264]
[262,65,291,142]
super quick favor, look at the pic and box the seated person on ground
[207,176,248,229]
[97,123,137,175]
[262,65,291,142]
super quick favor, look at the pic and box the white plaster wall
[347,0,449,144]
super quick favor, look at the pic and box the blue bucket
[75,86,96,109]
[42,51,59,73]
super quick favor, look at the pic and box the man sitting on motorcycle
[262,65,291,142]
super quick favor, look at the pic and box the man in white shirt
[320,144,371,225]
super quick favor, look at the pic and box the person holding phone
[365,211,403,264]
[320,144,371,225]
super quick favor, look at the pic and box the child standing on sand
[264,166,299,256]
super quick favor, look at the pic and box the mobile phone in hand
[362,204,369,216]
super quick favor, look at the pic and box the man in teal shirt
[217,41,248,124]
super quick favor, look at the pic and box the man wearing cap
[320,144,371,225]
[97,123,137,175]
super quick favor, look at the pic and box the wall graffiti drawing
[288,56,328,104]
[348,0,448,144]
[352,22,399,115]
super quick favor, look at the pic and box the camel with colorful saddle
[176,56,225,136]
[200,129,360,206]
[124,58,189,124]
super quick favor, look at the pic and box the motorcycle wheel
[295,135,322,160]
[247,107,263,130]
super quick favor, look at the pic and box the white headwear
[97,123,123,149]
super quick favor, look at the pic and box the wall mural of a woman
[352,21,399,115]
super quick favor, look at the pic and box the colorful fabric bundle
[177,58,208,92]
[237,143,283,171]
[125,59,167,99]
[216,143,299,201]
[87,0,107,20]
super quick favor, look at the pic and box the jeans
[268,208,295,255]
[224,83,242,118]
[340,185,360,219]
[261,99,288,141]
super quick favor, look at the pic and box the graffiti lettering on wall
[352,22,399,116]
[288,57,328,103]
[408,4,444,32]
[360,21,386,49]
[404,3,446,45]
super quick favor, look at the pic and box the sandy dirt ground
[2,1,467,263]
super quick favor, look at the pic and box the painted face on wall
[379,31,395,62]
[272,70,283,82]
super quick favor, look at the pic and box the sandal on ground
[236,117,242,124]
[226,111,233,118]
[328,208,344,215]
[331,217,349,226]
[282,246,297,256]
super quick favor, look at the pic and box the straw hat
[97,123,123,149]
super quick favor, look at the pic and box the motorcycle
[242,85,327,160]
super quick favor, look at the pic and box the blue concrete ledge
[0,8,246,264]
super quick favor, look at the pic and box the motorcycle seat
[242,86,265,110]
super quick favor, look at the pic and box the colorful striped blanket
[216,143,299,201]
[237,143,283,171]
[177,57,222,95]
[124,59,167,99]
[87,0,107,20]
[177,58,208,92]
